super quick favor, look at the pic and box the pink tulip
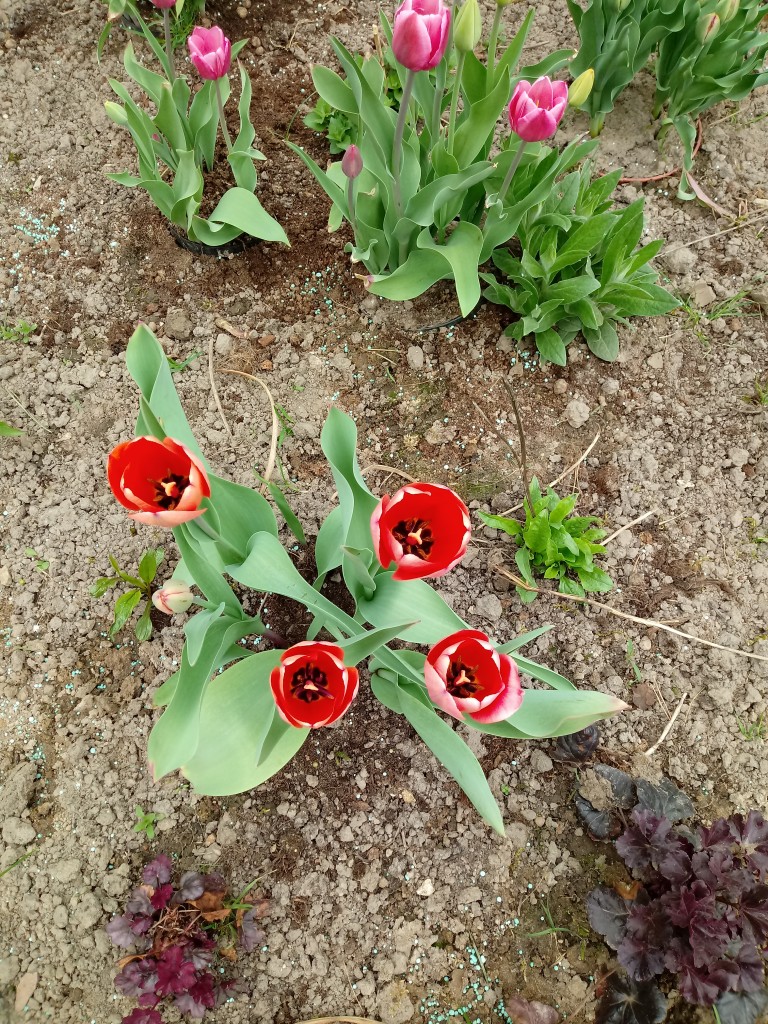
[341,144,363,180]
[187,26,232,81]
[508,77,568,143]
[149,0,177,9]
[392,0,451,73]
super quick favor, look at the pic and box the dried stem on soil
[220,368,279,490]
[499,433,601,516]
[495,566,768,662]
[603,508,660,545]
[664,211,768,254]
[644,691,689,756]
[208,335,233,439]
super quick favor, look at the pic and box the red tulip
[508,76,568,143]
[425,629,523,724]
[187,26,232,81]
[392,0,451,73]
[108,436,210,528]
[371,482,470,581]
[270,642,359,729]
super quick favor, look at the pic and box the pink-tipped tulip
[187,26,232,81]
[341,144,363,179]
[508,77,568,143]
[392,0,451,72]
[152,582,194,615]
[149,0,177,8]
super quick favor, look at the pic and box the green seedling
[0,421,23,437]
[133,804,165,840]
[625,639,643,684]
[24,547,50,573]
[736,714,766,742]
[90,547,164,642]
[742,378,768,407]
[166,350,202,373]
[0,318,37,343]
[479,477,613,603]
[745,518,768,545]
[0,849,35,880]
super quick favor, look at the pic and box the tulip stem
[392,69,416,220]
[446,51,465,156]
[496,138,526,208]
[193,516,243,563]
[430,54,448,145]
[215,79,233,153]
[163,9,175,83]
[486,4,503,79]
[346,178,357,240]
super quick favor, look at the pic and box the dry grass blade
[208,335,233,439]
[663,211,768,255]
[220,367,279,490]
[495,565,768,662]
[360,463,416,483]
[499,433,601,516]
[603,508,660,545]
[644,691,689,756]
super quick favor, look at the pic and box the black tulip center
[291,662,333,703]
[393,517,434,560]
[447,660,479,698]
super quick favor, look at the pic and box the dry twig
[499,433,601,516]
[220,368,280,490]
[644,691,689,757]
[495,566,768,663]
[207,336,233,439]
[603,508,660,545]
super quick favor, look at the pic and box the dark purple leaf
[660,880,712,927]
[106,914,139,949]
[587,887,632,950]
[150,884,174,911]
[727,942,766,994]
[155,945,197,997]
[238,907,266,952]
[738,885,768,944]
[594,974,667,1024]
[186,933,216,969]
[730,811,768,881]
[690,906,730,968]
[126,888,155,917]
[122,1010,164,1024]
[698,818,733,855]
[574,795,618,840]
[142,854,173,887]
[635,778,694,823]
[715,989,768,1024]
[202,871,227,894]
[657,845,692,885]
[616,809,676,880]
[574,767,636,838]
[114,960,158,999]
[673,948,724,1006]
[173,975,217,1019]
[597,765,637,808]
[692,849,754,899]
[617,904,671,981]
[171,871,206,904]
[129,914,154,936]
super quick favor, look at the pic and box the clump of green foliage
[479,478,612,603]
[90,548,164,642]
[481,165,679,364]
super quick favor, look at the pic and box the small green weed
[133,805,165,840]
[24,547,50,573]
[166,350,202,373]
[625,639,643,684]
[742,377,768,407]
[90,548,164,642]
[737,714,766,742]
[479,478,612,602]
[0,849,35,880]
[0,421,23,437]
[0,318,37,343]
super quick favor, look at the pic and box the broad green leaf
[367,247,452,305]
[558,577,584,597]
[512,653,575,690]
[523,510,551,554]
[90,576,119,598]
[417,222,484,317]
[583,322,620,362]
[190,188,289,246]
[340,622,417,667]
[314,504,345,579]
[134,603,153,643]
[359,571,469,646]
[576,566,614,593]
[370,669,403,713]
[110,589,142,637]
[342,545,377,602]
[138,548,163,586]
[549,213,615,276]
[174,526,242,615]
[477,512,523,537]
[501,688,626,737]
[320,408,379,556]
[397,685,505,835]
[535,328,567,366]
[312,64,358,114]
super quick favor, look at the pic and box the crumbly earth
[0,1,767,1023]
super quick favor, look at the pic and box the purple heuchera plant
[106,855,267,1024]
[589,809,768,1007]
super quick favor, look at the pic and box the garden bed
[0,1,767,1022]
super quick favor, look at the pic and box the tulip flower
[391,0,451,73]
[270,642,359,729]
[391,0,451,222]
[425,629,523,724]
[508,77,569,143]
[371,482,471,581]
[149,0,176,7]
[695,11,720,44]
[568,68,595,109]
[108,436,210,528]
[188,26,233,150]
[152,582,194,615]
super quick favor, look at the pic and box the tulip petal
[392,10,434,71]
[129,508,207,527]
[528,76,554,108]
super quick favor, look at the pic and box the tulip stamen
[393,517,434,560]
[291,663,333,703]
[447,660,480,699]
[153,472,190,510]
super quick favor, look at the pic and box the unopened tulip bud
[612,0,631,10]
[568,68,594,107]
[341,144,363,179]
[152,582,194,615]
[716,0,738,22]
[454,0,482,53]
[696,11,720,42]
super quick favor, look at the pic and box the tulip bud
[696,11,720,42]
[568,68,594,108]
[496,0,516,6]
[454,0,482,53]
[716,0,738,22]
[149,0,177,8]
[611,0,631,10]
[341,144,363,179]
[152,582,194,615]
